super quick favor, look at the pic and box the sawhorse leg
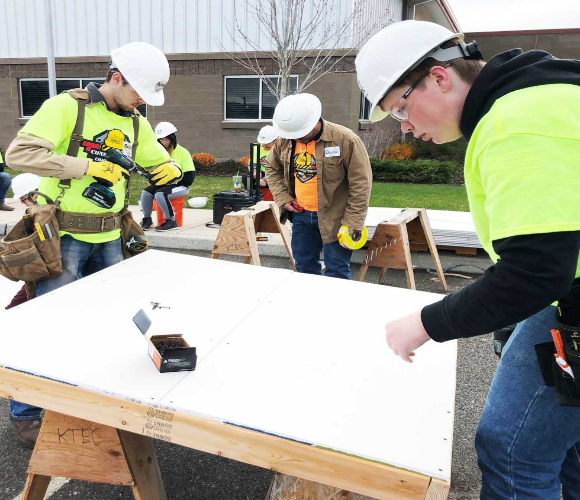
[22,410,166,500]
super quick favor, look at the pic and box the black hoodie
[461,49,580,140]
[421,50,580,342]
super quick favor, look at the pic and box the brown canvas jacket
[265,119,372,243]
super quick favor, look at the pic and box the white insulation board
[0,251,293,403]
[162,272,456,480]
[0,250,456,481]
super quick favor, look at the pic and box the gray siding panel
[0,0,406,58]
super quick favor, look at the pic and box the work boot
[155,219,178,232]
[0,203,14,211]
[10,415,42,448]
[140,216,153,231]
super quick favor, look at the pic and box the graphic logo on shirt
[293,151,317,183]
[81,129,132,161]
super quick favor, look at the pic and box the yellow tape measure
[337,225,368,250]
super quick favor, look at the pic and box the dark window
[360,92,372,120]
[261,77,298,119]
[21,79,80,117]
[225,78,260,119]
[225,76,298,120]
[21,80,50,117]
[20,78,146,117]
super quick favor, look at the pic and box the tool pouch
[0,203,62,282]
[535,297,580,407]
[119,207,148,259]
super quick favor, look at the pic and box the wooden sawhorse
[357,208,447,292]
[211,201,295,270]
[23,411,165,500]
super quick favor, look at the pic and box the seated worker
[140,122,195,231]
[243,125,277,201]
[4,173,40,310]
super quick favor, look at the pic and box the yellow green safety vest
[250,146,269,173]
[19,92,170,243]
[465,83,580,278]
[170,144,195,173]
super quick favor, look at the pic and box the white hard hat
[356,21,465,122]
[155,122,178,139]
[11,173,40,200]
[110,42,170,106]
[188,197,208,208]
[256,125,278,144]
[273,93,322,140]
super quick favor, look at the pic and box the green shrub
[370,158,460,184]
[412,139,468,164]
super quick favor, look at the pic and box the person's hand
[283,200,303,212]
[150,163,183,186]
[86,160,129,187]
[350,228,362,241]
[259,178,267,187]
[385,311,431,363]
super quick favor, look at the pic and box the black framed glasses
[386,62,453,122]
[388,72,430,122]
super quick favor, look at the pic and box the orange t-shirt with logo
[293,141,318,211]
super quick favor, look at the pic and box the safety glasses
[387,63,453,122]
[388,72,429,122]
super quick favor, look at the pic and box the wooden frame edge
[0,367,436,499]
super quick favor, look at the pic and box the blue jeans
[0,171,11,204]
[476,306,580,499]
[9,235,124,420]
[290,210,352,280]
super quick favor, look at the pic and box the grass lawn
[135,176,469,211]
[369,182,468,211]
[5,167,469,212]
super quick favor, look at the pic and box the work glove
[86,160,129,187]
[150,163,183,186]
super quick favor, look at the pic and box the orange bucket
[153,197,185,227]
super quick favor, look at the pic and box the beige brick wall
[0,55,368,159]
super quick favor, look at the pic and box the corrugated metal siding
[353,0,404,46]
[0,0,403,58]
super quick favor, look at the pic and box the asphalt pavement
[0,251,496,500]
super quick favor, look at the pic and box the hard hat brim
[139,89,165,107]
[369,105,389,123]
[257,134,278,144]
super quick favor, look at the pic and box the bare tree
[359,124,400,159]
[221,0,396,101]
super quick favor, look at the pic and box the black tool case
[212,143,264,225]
[212,191,256,224]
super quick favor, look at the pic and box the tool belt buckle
[101,215,117,231]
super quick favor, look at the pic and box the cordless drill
[82,168,119,210]
[82,148,154,210]
[104,148,153,182]
[82,131,136,210]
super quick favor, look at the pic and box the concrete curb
[0,204,493,274]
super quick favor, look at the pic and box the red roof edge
[465,28,580,36]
